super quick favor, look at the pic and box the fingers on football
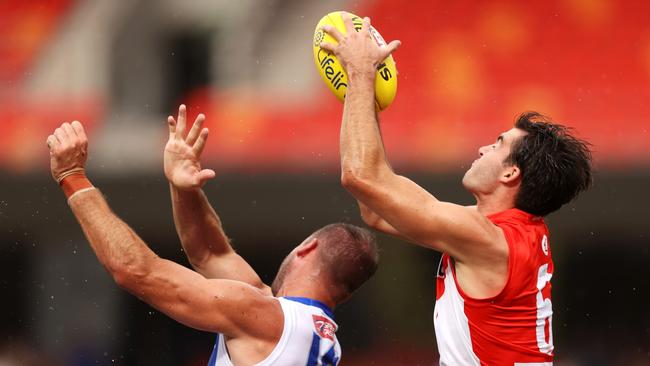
[321,25,344,44]
[383,40,401,59]
[342,13,356,34]
[192,127,209,157]
[319,41,337,53]
[186,114,205,146]
[361,17,371,34]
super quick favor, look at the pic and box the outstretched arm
[321,15,506,266]
[46,121,281,340]
[164,105,270,293]
[69,189,279,337]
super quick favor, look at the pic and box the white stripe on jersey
[433,261,480,366]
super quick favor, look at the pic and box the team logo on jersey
[312,315,337,341]
[541,235,549,256]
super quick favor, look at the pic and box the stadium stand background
[0,0,648,365]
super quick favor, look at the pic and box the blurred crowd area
[1,0,648,365]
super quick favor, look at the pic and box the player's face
[462,128,526,194]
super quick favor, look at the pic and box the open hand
[164,105,216,190]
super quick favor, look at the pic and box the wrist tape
[58,168,94,198]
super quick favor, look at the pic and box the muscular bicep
[117,258,281,338]
[349,173,506,264]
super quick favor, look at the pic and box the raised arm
[164,105,270,293]
[321,16,506,266]
[69,189,280,337]
[357,200,411,240]
[352,111,411,241]
[46,121,281,340]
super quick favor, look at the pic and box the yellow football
[313,11,398,111]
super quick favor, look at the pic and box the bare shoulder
[217,282,285,348]
[431,202,508,264]
[198,279,284,334]
[204,281,285,364]
[436,202,501,234]
[186,278,285,342]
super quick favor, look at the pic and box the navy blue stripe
[283,297,335,319]
[323,344,339,365]
[207,334,219,366]
[305,332,321,366]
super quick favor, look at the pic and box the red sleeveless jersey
[434,208,554,365]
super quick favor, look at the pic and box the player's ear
[501,165,521,185]
[296,238,318,258]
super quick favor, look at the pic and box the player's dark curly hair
[505,112,593,217]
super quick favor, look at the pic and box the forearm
[170,185,268,290]
[68,188,157,284]
[340,72,392,182]
[68,188,274,336]
[170,184,232,265]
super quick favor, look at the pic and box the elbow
[359,209,381,230]
[340,169,358,191]
[340,167,377,195]
[111,259,151,291]
[112,270,131,290]
[341,154,392,191]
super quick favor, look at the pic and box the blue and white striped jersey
[208,297,341,366]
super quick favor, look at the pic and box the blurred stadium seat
[0,1,648,365]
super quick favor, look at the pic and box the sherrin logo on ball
[313,11,398,111]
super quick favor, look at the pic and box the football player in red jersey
[321,14,592,365]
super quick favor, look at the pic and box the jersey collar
[282,297,335,319]
[488,207,541,222]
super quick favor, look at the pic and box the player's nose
[478,145,489,156]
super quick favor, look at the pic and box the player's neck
[474,190,516,216]
[275,280,336,310]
